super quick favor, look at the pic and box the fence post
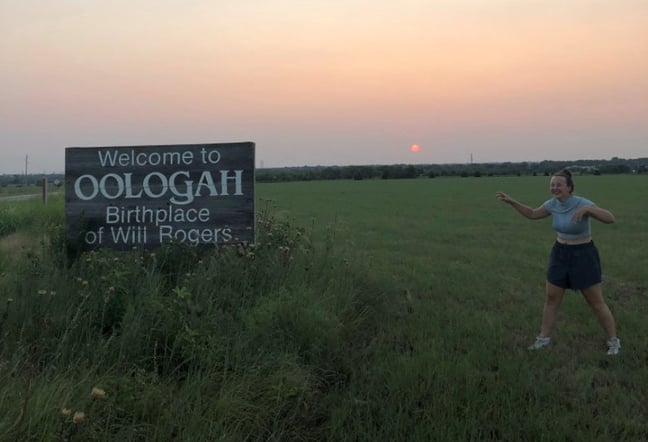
[42,178,48,204]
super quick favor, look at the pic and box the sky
[1,0,647,174]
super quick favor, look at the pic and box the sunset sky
[1,0,647,174]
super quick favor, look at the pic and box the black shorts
[547,241,602,290]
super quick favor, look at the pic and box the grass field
[260,175,648,440]
[0,184,43,196]
[1,175,647,441]
[260,175,647,314]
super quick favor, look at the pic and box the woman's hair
[553,168,574,193]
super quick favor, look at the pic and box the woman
[496,169,621,355]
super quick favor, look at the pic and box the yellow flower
[72,411,85,424]
[91,387,106,400]
[61,408,72,417]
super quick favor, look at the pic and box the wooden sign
[65,142,255,250]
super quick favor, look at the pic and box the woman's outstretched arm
[496,192,550,220]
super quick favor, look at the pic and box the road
[0,192,61,202]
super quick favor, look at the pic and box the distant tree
[404,165,418,179]
[321,167,342,180]
[600,164,631,174]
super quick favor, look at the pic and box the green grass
[260,175,648,440]
[0,194,63,237]
[1,175,647,441]
[0,184,47,197]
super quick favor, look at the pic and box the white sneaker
[528,336,551,350]
[607,337,621,355]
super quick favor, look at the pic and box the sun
[410,144,420,153]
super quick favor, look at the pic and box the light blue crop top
[542,195,594,240]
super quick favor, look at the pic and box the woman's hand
[572,206,590,223]
[496,192,513,204]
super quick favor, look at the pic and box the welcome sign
[65,142,255,250]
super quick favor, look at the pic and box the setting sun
[410,144,421,153]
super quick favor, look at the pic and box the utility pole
[25,154,29,175]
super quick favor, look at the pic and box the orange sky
[1,0,647,172]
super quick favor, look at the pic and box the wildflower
[49,291,57,297]
[6,298,13,304]
[37,289,47,295]
[108,286,115,293]
[61,408,72,417]
[72,411,85,424]
[91,387,106,400]
[82,280,89,286]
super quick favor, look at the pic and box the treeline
[257,157,648,182]
[2,157,646,186]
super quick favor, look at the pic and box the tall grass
[0,194,62,238]
[1,175,647,441]
[0,196,392,441]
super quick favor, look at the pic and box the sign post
[42,177,48,204]
[65,142,255,251]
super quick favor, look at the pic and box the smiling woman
[495,169,621,356]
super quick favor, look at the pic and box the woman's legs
[540,281,566,337]
[581,283,617,339]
